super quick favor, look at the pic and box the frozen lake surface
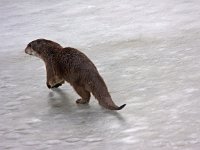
[0,0,200,149]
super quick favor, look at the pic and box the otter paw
[51,81,65,88]
[52,83,62,88]
[76,99,89,104]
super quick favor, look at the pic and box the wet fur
[25,39,126,110]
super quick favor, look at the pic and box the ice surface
[0,0,200,149]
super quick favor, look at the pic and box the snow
[0,0,200,149]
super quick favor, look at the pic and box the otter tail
[98,97,126,110]
[117,104,126,110]
[105,103,126,110]
[89,75,126,110]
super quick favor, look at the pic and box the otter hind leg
[73,85,91,104]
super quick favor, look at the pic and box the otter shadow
[48,88,126,123]
[48,88,90,112]
[102,109,126,122]
[48,88,72,110]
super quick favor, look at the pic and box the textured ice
[1,0,200,150]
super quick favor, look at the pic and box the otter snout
[25,46,37,56]
[25,46,32,55]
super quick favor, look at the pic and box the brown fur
[25,39,126,110]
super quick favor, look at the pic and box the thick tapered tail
[117,104,126,110]
[92,88,126,110]
[95,96,126,110]
[107,103,126,110]
[90,74,126,110]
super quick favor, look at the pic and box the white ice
[0,0,200,149]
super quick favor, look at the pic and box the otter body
[25,39,126,110]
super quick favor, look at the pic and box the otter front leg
[46,79,64,89]
[46,63,64,89]
[46,74,64,89]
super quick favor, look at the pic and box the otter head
[25,39,63,58]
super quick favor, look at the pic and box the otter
[25,39,126,110]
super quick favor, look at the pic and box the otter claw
[52,83,62,88]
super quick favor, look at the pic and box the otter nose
[25,47,31,55]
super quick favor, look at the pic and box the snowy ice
[0,0,200,149]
